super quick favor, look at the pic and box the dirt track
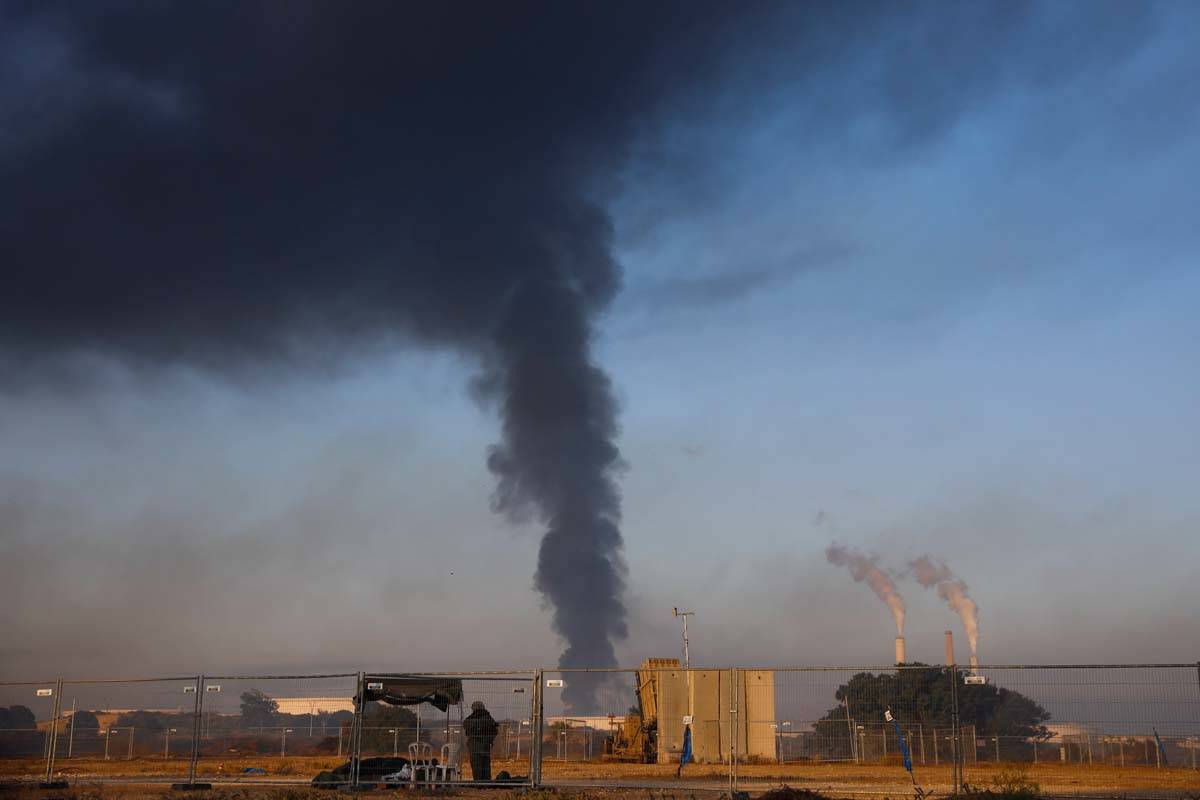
[4,756,1199,797]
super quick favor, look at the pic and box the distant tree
[359,703,418,755]
[0,705,37,729]
[816,664,1050,740]
[71,710,101,734]
[114,710,188,733]
[239,689,279,729]
[0,705,40,757]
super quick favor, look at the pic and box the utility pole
[672,607,695,668]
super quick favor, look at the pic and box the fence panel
[972,664,1200,776]
[23,677,201,785]
[537,666,739,790]
[357,671,536,786]
[0,680,61,779]
[183,673,357,785]
[7,663,1198,794]
[738,665,963,795]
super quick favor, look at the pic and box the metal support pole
[350,672,365,788]
[67,698,76,759]
[128,726,135,760]
[1087,733,1093,765]
[727,669,735,796]
[531,670,544,787]
[950,665,962,794]
[187,675,204,785]
[43,677,64,783]
[1033,738,1038,764]
[919,724,925,765]
[844,702,856,763]
[730,669,740,794]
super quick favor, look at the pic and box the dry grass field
[3,755,1199,797]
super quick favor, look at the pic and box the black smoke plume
[1,2,730,709]
[2,1,1159,707]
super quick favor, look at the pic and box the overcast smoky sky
[2,1,1199,682]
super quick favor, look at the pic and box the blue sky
[2,2,1198,679]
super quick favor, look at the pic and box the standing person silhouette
[463,701,499,781]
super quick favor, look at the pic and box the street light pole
[389,729,398,757]
[165,728,177,758]
[671,608,695,668]
[104,730,115,761]
[281,729,292,758]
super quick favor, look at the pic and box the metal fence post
[185,674,203,786]
[727,668,740,796]
[531,669,544,787]
[950,665,961,794]
[42,676,64,785]
[350,671,365,788]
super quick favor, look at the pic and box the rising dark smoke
[0,2,715,710]
[3,1,1159,705]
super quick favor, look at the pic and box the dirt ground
[3,756,1199,797]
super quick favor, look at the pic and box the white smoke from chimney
[910,556,979,659]
[826,543,906,635]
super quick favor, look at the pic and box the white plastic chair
[432,742,461,784]
[407,741,433,785]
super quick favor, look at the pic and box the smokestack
[970,653,979,673]
[910,556,980,666]
[895,636,906,664]
[944,630,955,666]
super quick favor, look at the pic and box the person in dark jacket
[463,701,499,781]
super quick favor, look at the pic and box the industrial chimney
[944,630,955,666]
[895,636,906,664]
[970,653,979,673]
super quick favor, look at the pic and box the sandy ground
[3,756,1199,797]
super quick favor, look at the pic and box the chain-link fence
[4,663,1198,795]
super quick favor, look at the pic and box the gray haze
[3,2,1200,680]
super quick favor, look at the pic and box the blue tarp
[886,708,913,776]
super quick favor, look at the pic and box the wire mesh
[185,673,358,783]
[31,677,201,784]
[0,681,59,766]
[971,664,1200,768]
[539,666,745,789]
[737,665,966,795]
[357,672,536,786]
[4,663,1198,794]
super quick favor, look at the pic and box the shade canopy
[362,675,464,712]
